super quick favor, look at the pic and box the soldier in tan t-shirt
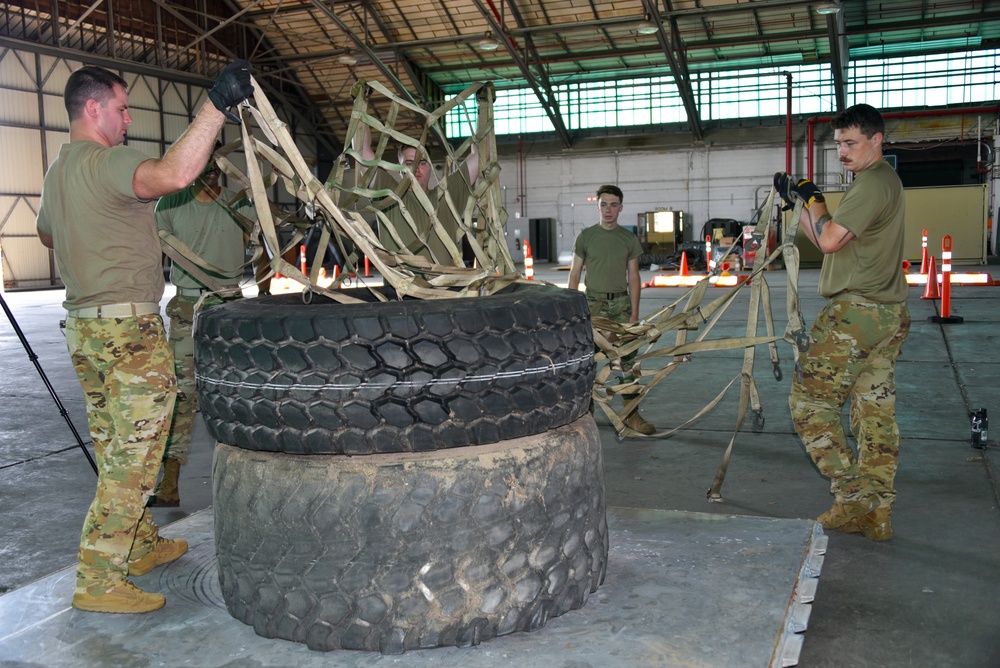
[775,103,910,542]
[568,184,655,436]
[36,63,252,614]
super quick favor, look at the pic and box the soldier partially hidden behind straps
[36,62,252,613]
[775,103,910,542]
[152,152,255,507]
[568,184,656,436]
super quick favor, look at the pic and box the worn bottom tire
[213,416,609,653]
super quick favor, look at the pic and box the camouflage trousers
[789,296,910,506]
[586,292,636,371]
[164,293,224,463]
[66,313,177,593]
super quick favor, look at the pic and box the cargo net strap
[213,77,521,303]
[593,188,808,500]
[327,79,517,287]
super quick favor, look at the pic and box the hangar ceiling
[2,0,999,156]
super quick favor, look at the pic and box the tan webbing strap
[705,189,804,500]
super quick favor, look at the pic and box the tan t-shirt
[820,159,908,303]
[370,169,473,264]
[37,141,162,310]
[572,224,643,294]
[155,186,252,289]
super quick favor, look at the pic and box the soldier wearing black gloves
[36,60,253,613]
[775,103,910,542]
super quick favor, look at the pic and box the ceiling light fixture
[478,30,501,51]
[338,53,358,67]
[815,2,842,15]
[637,14,660,35]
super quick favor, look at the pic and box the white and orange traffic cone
[524,241,534,280]
[919,229,929,275]
[930,235,963,323]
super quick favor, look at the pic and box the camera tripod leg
[0,292,98,475]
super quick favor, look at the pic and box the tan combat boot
[72,580,165,614]
[150,458,181,507]
[838,506,893,541]
[128,537,189,576]
[816,494,879,530]
[624,410,656,436]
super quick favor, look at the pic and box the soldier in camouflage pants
[36,62,252,612]
[776,103,909,541]
[66,313,176,594]
[789,298,910,512]
[161,293,224,465]
[585,292,638,373]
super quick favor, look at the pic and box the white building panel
[127,109,162,142]
[163,113,191,142]
[127,74,159,109]
[39,56,78,95]
[126,139,162,160]
[0,48,38,90]
[45,130,69,171]
[0,195,40,236]
[42,93,69,130]
[0,89,40,125]
[161,81,191,116]
[0,127,45,193]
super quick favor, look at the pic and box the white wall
[494,141,837,259]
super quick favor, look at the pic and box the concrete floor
[1,263,998,666]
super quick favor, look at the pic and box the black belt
[588,290,628,300]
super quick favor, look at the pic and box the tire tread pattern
[195,283,595,454]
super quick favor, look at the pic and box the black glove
[773,172,825,210]
[209,60,253,123]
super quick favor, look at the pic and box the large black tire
[194,283,594,454]
[213,416,608,653]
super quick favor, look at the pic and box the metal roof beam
[306,0,431,106]
[648,0,703,141]
[469,0,573,148]
[150,0,343,156]
[827,10,848,111]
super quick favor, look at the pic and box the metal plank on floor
[0,506,824,667]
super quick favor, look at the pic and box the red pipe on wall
[806,105,1000,181]
[783,72,793,173]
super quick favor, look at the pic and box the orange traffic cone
[678,251,689,276]
[524,242,534,280]
[921,255,940,300]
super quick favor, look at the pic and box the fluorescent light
[338,53,358,67]
[478,31,501,51]
[637,14,660,35]
[815,2,841,15]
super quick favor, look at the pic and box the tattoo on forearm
[813,213,832,239]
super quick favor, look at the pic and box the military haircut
[831,103,885,140]
[396,143,429,165]
[596,184,624,202]
[65,66,128,120]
